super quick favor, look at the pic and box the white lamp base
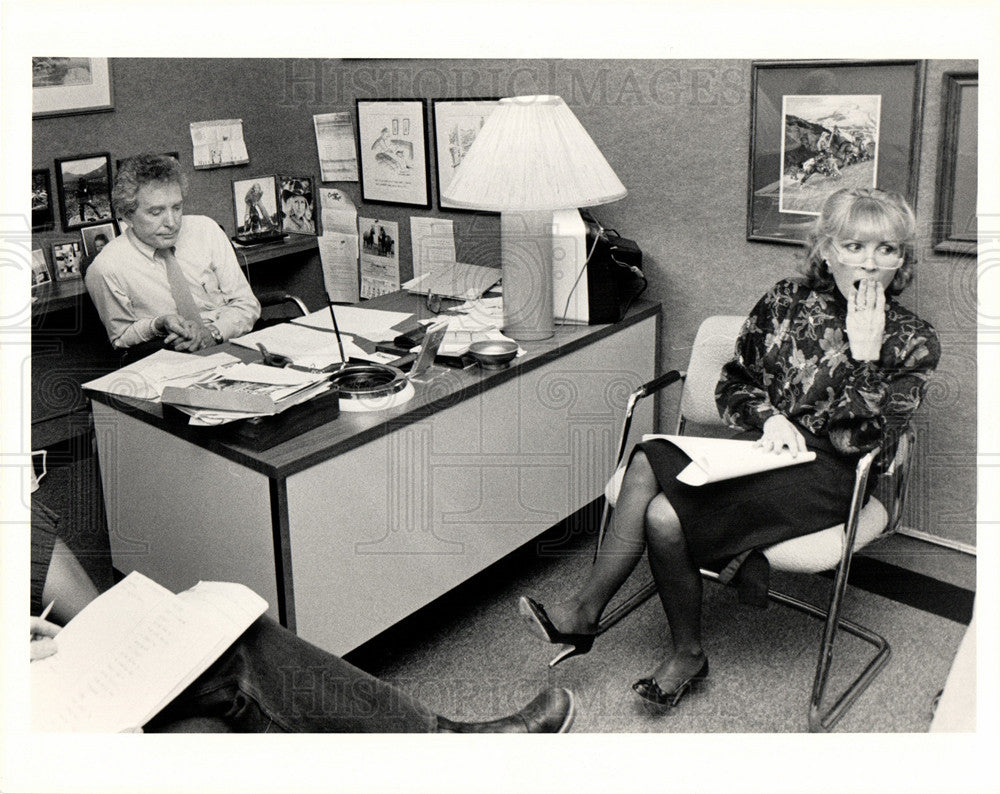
[499,210,554,341]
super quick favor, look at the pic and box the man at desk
[85,154,260,351]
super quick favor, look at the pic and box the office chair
[592,315,915,732]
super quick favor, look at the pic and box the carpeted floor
[35,443,974,733]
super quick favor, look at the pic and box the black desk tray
[163,387,340,451]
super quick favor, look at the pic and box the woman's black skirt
[636,428,862,572]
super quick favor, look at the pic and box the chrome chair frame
[589,357,915,732]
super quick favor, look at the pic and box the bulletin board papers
[358,217,400,299]
[190,119,249,169]
[409,217,456,281]
[317,188,360,303]
[313,112,359,182]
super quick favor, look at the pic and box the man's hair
[112,154,186,217]
[798,187,917,297]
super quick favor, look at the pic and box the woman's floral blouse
[715,278,940,466]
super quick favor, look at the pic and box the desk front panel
[93,401,281,619]
[286,316,657,655]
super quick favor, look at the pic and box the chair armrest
[637,369,684,398]
[255,292,308,318]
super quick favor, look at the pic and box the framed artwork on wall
[356,99,431,207]
[32,58,114,118]
[933,72,978,256]
[278,175,317,235]
[431,98,499,211]
[32,168,55,232]
[54,152,114,232]
[746,60,926,245]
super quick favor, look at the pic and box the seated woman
[518,187,940,709]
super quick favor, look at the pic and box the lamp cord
[556,220,647,324]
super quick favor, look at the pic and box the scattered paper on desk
[410,217,456,281]
[81,350,239,401]
[292,304,413,342]
[234,320,351,369]
[313,113,358,182]
[189,119,249,169]
[404,261,500,301]
[358,217,399,299]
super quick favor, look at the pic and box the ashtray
[468,340,518,369]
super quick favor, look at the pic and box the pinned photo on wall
[278,175,317,235]
[190,119,249,169]
[358,216,400,298]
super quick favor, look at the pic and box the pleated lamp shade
[442,95,626,211]
[441,96,626,340]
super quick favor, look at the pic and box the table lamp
[441,95,626,341]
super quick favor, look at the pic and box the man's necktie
[157,247,202,324]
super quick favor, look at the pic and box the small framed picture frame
[232,175,281,238]
[54,152,114,231]
[81,221,118,258]
[933,72,978,256]
[32,169,55,232]
[277,175,317,235]
[431,98,499,211]
[356,99,431,207]
[746,60,925,245]
[51,241,84,281]
[31,248,52,289]
[32,58,114,118]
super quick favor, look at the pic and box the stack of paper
[82,350,240,402]
[160,363,333,426]
[402,261,500,301]
[32,572,267,733]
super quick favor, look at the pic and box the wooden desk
[89,294,660,655]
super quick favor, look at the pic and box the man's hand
[846,278,886,361]
[167,324,217,352]
[755,414,806,457]
[30,617,60,662]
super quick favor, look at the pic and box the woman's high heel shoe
[632,658,709,707]
[518,596,597,668]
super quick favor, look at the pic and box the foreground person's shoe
[518,596,596,667]
[632,658,709,708]
[436,687,575,733]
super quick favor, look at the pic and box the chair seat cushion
[764,498,888,573]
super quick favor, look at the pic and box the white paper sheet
[409,217,456,281]
[292,304,414,341]
[189,119,249,169]
[313,112,359,182]
[81,350,239,401]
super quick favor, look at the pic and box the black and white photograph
[278,175,316,235]
[51,240,83,280]
[80,221,117,258]
[32,57,113,117]
[54,152,114,231]
[31,168,54,231]
[3,11,997,793]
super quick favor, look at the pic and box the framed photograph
[32,58,114,118]
[747,60,925,245]
[933,72,978,256]
[277,175,317,235]
[32,168,55,232]
[232,175,281,238]
[356,99,431,207]
[432,98,499,210]
[31,248,52,289]
[52,241,84,281]
[81,222,118,258]
[54,152,114,231]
